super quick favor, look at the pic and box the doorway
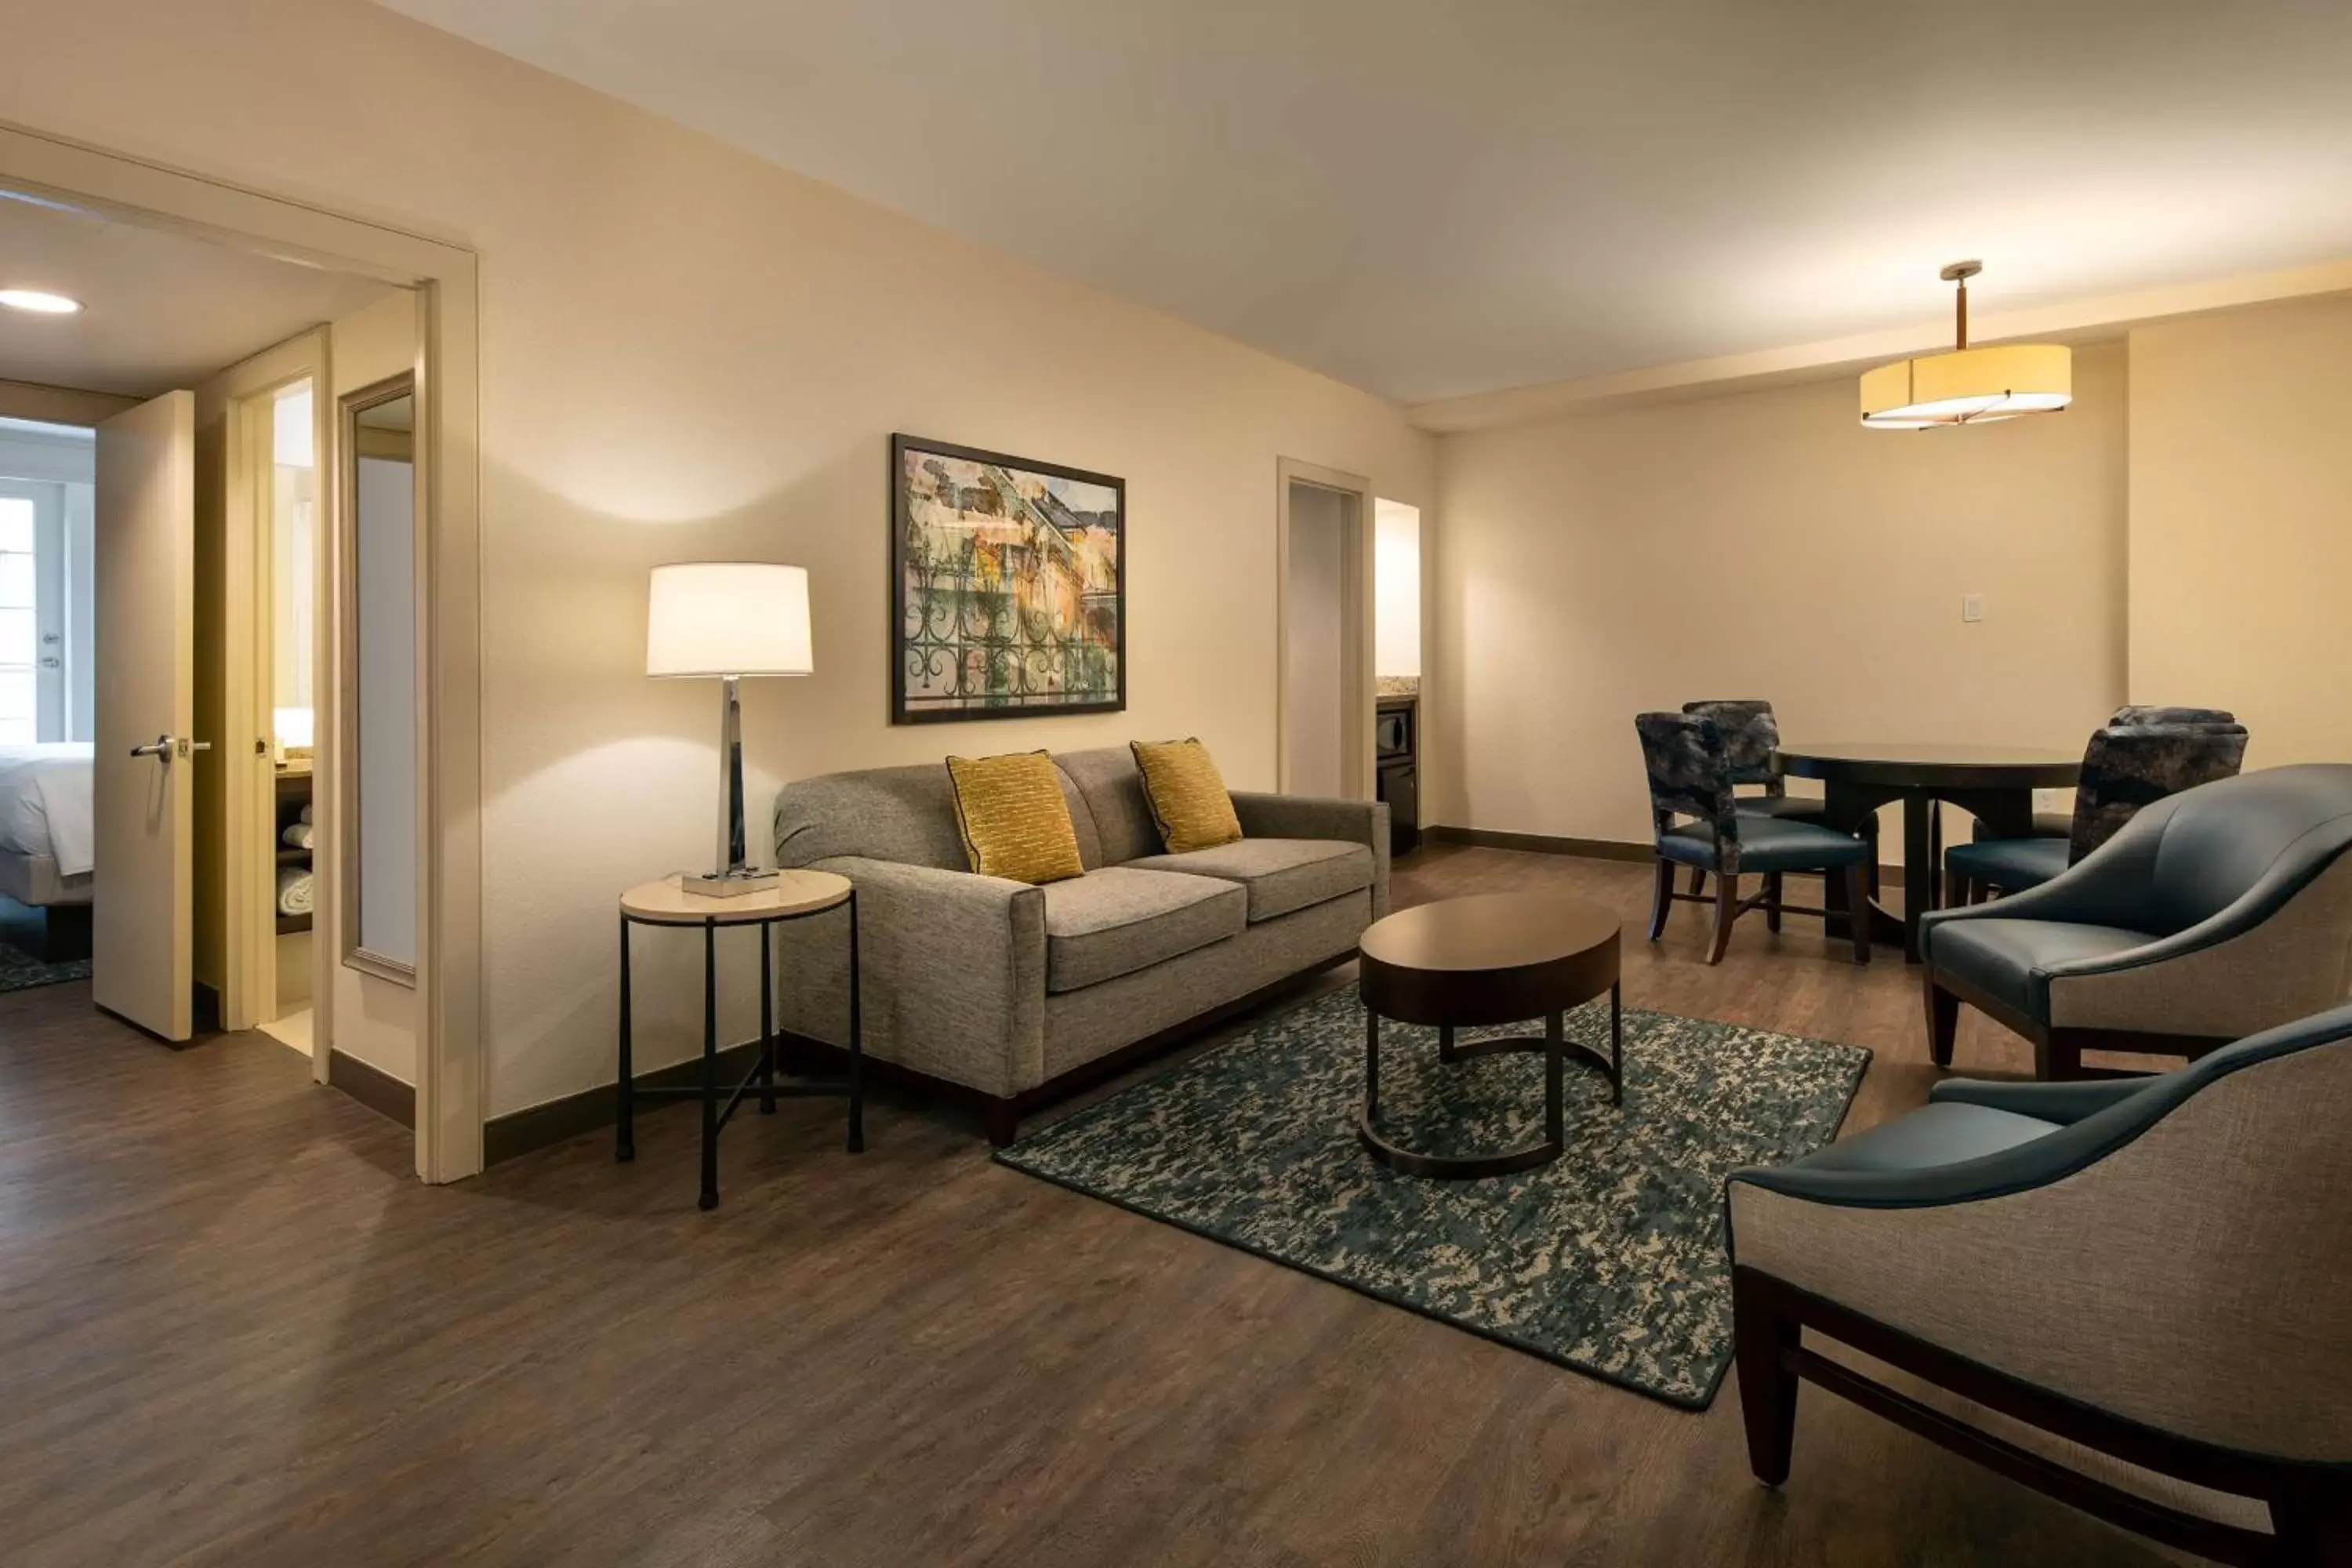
[1,122,484,1180]
[1276,460,1373,801]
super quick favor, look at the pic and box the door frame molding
[1275,458,1374,801]
[0,120,486,1183]
[203,328,326,1061]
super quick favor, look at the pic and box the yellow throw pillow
[946,751,1085,884]
[1131,739,1243,855]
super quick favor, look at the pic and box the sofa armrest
[1229,792,1390,917]
[786,855,1047,1098]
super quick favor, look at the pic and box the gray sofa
[771,746,1388,1143]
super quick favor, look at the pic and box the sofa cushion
[1040,867,1246,994]
[1926,916,2154,1020]
[1127,838,1373,924]
[1054,746,1163,866]
[775,760,1100,872]
[1129,738,1243,854]
[946,751,1085,884]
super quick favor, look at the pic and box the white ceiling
[379,1,2352,405]
[0,196,394,398]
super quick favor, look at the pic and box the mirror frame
[337,372,420,986]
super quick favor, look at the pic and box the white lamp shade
[645,562,813,677]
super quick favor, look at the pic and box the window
[0,494,35,744]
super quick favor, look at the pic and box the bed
[0,742,94,959]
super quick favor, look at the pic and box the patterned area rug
[998,990,1870,1409]
[0,938,91,993]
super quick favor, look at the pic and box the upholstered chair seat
[1657,815,1868,876]
[1947,722,2247,904]
[1923,764,2352,1079]
[2026,706,2238,838]
[1726,1002,2352,1565]
[1636,711,1869,965]
[1940,835,2068,895]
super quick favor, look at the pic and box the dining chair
[1922,764,2352,1079]
[2028,706,2238,837]
[1678,699,1846,901]
[1635,712,1871,965]
[1726,1001,2352,1566]
[1947,724,2248,905]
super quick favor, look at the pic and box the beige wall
[4,0,1434,1116]
[2129,296,2352,769]
[1431,346,2129,850]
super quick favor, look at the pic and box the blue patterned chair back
[2071,723,2251,862]
[1682,699,1784,795]
[1636,712,1740,851]
[2112,704,2235,728]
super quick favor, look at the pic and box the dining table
[1772,741,2083,963]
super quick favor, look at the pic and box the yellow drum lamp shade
[1860,260,2071,430]
[1859,343,2072,428]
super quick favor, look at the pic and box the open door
[93,390,198,1041]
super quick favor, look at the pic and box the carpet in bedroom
[0,938,91,993]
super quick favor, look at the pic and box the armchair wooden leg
[1707,873,1739,965]
[2042,1031,2085,1083]
[1947,873,1970,909]
[1845,863,1870,964]
[2270,1472,2352,1566]
[1688,866,1708,900]
[1648,856,1675,942]
[1733,1267,1801,1487]
[1764,872,1784,933]
[1926,976,1959,1067]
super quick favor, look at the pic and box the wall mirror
[340,376,419,983]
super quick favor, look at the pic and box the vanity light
[0,289,84,315]
[1860,262,2071,430]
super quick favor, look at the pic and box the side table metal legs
[617,913,635,1163]
[699,920,720,1210]
[612,895,866,1210]
[846,891,865,1154]
[1359,986,1624,1181]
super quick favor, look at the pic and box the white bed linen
[0,743,96,877]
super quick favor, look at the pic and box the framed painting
[891,434,1126,724]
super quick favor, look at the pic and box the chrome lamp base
[677,673,778,901]
[679,867,781,898]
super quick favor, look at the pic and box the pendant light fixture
[1859,261,2071,429]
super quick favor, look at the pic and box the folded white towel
[299,801,314,826]
[283,821,315,850]
[277,866,314,916]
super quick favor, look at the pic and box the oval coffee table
[1357,892,1623,1180]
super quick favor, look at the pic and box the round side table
[1357,891,1623,1180]
[618,870,862,1210]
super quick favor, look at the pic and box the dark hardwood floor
[0,848,2189,1567]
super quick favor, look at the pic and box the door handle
[128,735,211,762]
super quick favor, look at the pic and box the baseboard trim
[1424,826,1653,862]
[328,1048,416,1129]
[482,1037,766,1167]
[1423,826,1911,887]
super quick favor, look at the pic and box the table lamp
[645,561,812,897]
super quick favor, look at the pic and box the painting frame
[889,433,1127,726]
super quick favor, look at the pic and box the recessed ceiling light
[0,289,84,315]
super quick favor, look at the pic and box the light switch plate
[1961,593,1985,623]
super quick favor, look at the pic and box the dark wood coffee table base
[1359,987,1623,1181]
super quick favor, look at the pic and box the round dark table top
[1359,892,1620,1029]
[1772,741,2082,790]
